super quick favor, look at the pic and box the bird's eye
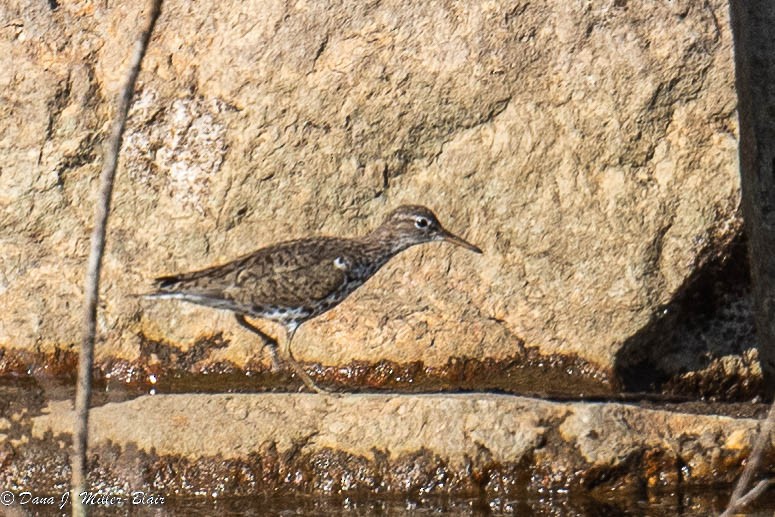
[415,217,429,229]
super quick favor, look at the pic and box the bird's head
[376,205,482,254]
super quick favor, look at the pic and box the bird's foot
[301,379,338,396]
[286,359,337,396]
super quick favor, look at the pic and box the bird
[146,205,482,393]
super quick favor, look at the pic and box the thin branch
[720,400,775,517]
[70,1,162,516]
[731,478,775,511]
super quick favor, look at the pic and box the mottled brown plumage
[148,205,481,393]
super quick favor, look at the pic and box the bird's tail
[126,289,184,300]
[138,274,235,311]
[128,274,190,299]
[134,291,188,300]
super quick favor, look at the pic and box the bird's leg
[234,314,281,371]
[282,325,331,394]
[235,314,331,394]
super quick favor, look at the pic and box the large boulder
[0,0,742,392]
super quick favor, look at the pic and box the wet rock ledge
[6,393,771,500]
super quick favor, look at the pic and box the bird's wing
[150,238,354,310]
[152,261,242,297]
[226,254,348,309]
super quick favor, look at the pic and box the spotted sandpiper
[147,205,482,393]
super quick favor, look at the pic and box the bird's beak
[439,229,483,254]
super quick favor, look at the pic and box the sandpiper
[147,205,482,393]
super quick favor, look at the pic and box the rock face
[0,0,745,391]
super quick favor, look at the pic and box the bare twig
[70,1,162,516]
[720,400,775,517]
[731,478,775,511]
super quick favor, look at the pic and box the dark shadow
[613,235,762,400]
[728,0,775,396]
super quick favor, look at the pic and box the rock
[0,0,743,391]
[17,393,770,497]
